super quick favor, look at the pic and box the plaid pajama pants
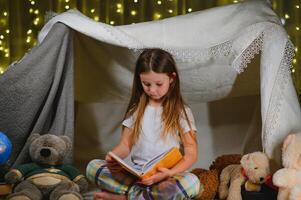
[86,159,202,200]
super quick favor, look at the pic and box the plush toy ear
[60,135,72,152]
[240,154,250,167]
[28,133,40,144]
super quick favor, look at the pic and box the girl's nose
[149,87,156,93]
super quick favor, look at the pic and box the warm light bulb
[154,13,161,19]
[29,8,34,13]
[26,37,31,43]
[94,16,99,21]
[168,9,173,13]
[284,14,290,19]
[34,9,39,14]
[157,1,162,5]
[293,59,297,64]
[295,47,298,52]
[0,35,4,39]
[31,1,35,5]
[4,49,8,53]
[116,9,121,13]
[5,29,9,34]
[110,21,115,25]
[90,9,95,13]
[233,0,239,3]
[5,53,9,57]
[65,0,70,2]
[0,47,3,51]
[131,10,137,16]
[134,0,138,2]
[33,18,40,25]
[188,8,192,12]
[117,4,122,9]
[292,69,296,73]
[0,69,4,74]
[65,5,70,9]
[3,12,8,16]
[27,29,32,34]
[296,5,300,9]
[296,26,300,31]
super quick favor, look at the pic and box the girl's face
[140,71,175,102]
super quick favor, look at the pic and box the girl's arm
[107,127,132,159]
[168,130,198,176]
[139,130,198,185]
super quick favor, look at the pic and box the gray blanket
[0,23,74,167]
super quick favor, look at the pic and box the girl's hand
[105,153,115,163]
[105,153,123,173]
[138,167,172,185]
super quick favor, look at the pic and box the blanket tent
[1,0,301,182]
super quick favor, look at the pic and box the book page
[108,152,143,177]
[141,148,172,173]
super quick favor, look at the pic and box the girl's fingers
[94,192,102,199]
[137,170,170,185]
[138,177,155,185]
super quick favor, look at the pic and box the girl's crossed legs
[86,159,201,200]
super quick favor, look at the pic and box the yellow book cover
[108,147,182,180]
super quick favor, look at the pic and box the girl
[86,48,201,200]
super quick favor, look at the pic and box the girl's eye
[156,84,162,87]
[254,167,258,170]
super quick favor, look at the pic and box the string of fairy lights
[0,0,300,99]
[0,8,9,69]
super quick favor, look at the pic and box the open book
[108,147,183,180]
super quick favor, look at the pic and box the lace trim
[131,40,233,66]
[168,40,233,63]
[263,40,295,150]
[129,22,271,66]
[232,33,264,73]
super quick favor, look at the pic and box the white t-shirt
[122,105,197,167]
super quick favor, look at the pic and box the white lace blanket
[38,0,301,168]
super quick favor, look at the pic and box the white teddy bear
[219,151,271,200]
[273,132,301,200]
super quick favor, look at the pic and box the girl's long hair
[124,48,192,145]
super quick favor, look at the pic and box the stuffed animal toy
[218,151,271,200]
[190,154,242,200]
[191,168,218,200]
[5,133,89,200]
[273,132,301,200]
[209,154,242,177]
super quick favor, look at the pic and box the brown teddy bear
[210,154,242,177]
[5,134,89,200]
[191,154,242,200]
[218,151,271,200]
[273,132,301,200]
[191,168,219,200]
